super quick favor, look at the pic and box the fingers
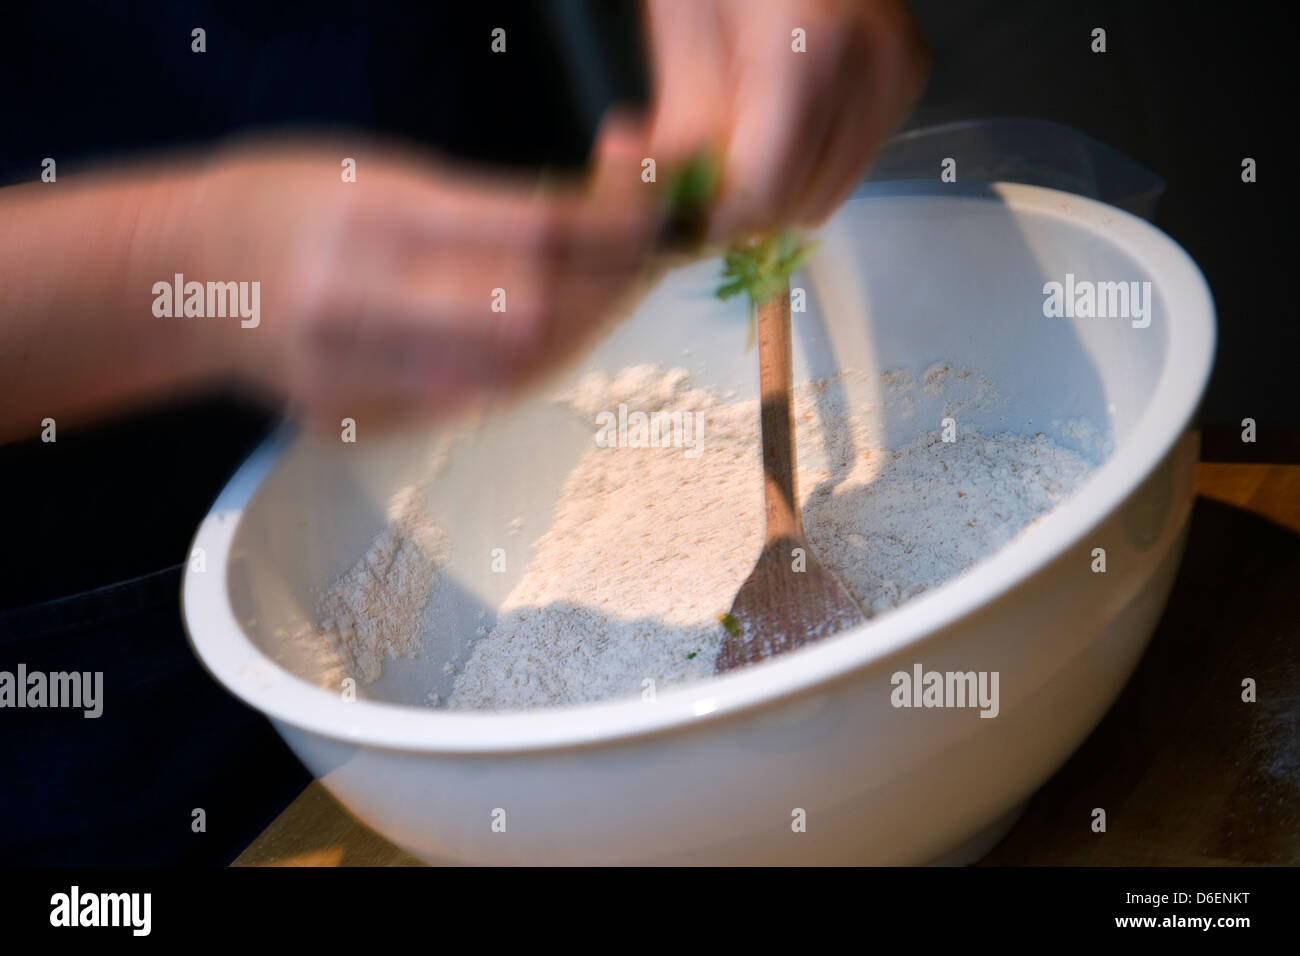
[287,180,652,423]
[389,176,653,262]
[644,0,930,241]
[788,46,889,225]
[707,8,842,238]
[291,271,637,427]
[795,4,931,223]
[643,0,730,166]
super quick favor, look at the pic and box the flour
[445,365,1093,710]
[312,364,1095,709]
[317,471,451,683]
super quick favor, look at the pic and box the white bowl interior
[220,182,1176,712]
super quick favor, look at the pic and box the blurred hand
[640,0,929,239]
[175,141,657,427]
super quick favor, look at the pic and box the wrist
[135,160,273,392]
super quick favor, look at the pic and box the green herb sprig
[662,153,816,347]
[660,151,720,247]
[716,230,816,308]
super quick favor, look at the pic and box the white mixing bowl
[183,181,1214,864]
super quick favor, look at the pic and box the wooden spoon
[716,280,866,672]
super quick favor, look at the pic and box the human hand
[169,139,657,428]
[640,0,929,240]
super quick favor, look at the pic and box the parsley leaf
[659,151,816,345]
[715,231,816,347]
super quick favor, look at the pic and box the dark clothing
[0,0,643,865]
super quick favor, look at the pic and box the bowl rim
[182,180,1216,753]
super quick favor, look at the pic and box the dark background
[0,1,1293,864]
[907,0,1295,457]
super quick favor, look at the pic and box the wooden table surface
[235,462,1300,867]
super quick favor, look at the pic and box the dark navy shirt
[0,0,643,865]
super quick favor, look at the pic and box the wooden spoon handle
[756,281,802,543]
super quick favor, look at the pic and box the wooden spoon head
[716,536,867,673]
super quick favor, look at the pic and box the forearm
[0,167,235,441]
